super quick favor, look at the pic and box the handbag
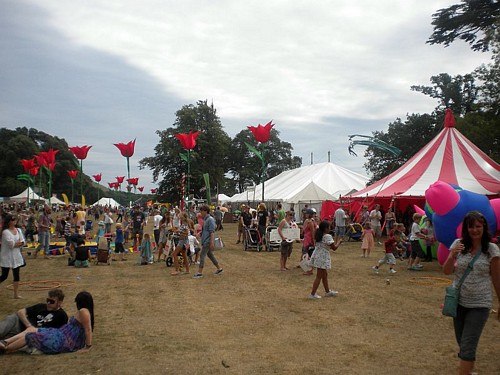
[300,253,312,272]
[442,249,481,317]
[214,237,224,250]
[17,228,27,267]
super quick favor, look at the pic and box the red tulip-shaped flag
[248,121,274,143]
[138,186,144,192]
[150,188,157,194]
[67,170,79,179]
[127,177,139,186]
[126,185,132,192]
[114,140,136,157]
[29,167,39,176]
[35,155,47,167]
[69,145,92,160]
[38,148,59,164]
[176,131,200,150]
[20,158,37,172]
[116,176,125,184]
[93,173,102,182]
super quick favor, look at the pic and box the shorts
[280,241,293,257]
[378,253,396,265]
[410,240,425,259]
[372,224,382,238]
[176,239,188,249]
[454,305,489,362]
[114,242,125,253]
[74,259,89,268]
[238,222,244,234]
[334,226,346,236]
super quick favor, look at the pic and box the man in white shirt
[152,210,163,247]
[370,204,383,244]
[333,206,347,241]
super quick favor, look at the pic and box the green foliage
[139,100,231,203]
[0,127,101,202]
[456,111,500,161]
[410,73,478,115]
[427,0,500,52]
[363,114,440,183]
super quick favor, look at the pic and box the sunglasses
[46,298,56,305]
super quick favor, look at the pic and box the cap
[98,221,105,226]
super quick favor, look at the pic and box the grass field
[1,221,499,374]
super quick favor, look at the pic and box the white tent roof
[47,196,65,205]
[229,162,368,204]
[217,193,231,203]
[9,187,45,202]
[92,197,121,208]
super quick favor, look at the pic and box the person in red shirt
[372,231,401,274]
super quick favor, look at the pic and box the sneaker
[236,240,241,244]
[415,264,424,268]
[372,266,379,274]
[325,290,338,297]
[193,273,203,279]
[214,268,224,275]
[409,266,422,271]
[308,294,321,300]
[389,269,397,274]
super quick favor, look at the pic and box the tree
[457,111,500,161]
[427,0,500,52]
[0,127,103,202]
[410,73,478,115]
[227,128,302,194]
[473,42,500,114]
[363,114,440,183]
[140,100,231,203]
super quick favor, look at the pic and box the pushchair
[345,223,363,241]
[95,237,111,265]
[243,226,262,252]
[264,226,281,252]
[165,232,187,270]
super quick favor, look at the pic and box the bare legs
[311,268,330,295]
[171,246,189,275]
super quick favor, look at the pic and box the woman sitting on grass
[0,291,94,354]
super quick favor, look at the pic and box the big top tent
[351,109,499,199]
[229,162,369,204]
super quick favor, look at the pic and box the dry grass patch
[1,222,499,374]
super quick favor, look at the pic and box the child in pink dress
[361,222,374,257]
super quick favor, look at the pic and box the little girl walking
[308,220,343,299]
[360,222,374,258]
[138,233,153,265]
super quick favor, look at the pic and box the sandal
[170,271,179,276]
[0,340,7,353]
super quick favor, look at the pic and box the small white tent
[92,197,121,208]
[46,196,65,205]
[9,187,45,202]
[229,162,368,204]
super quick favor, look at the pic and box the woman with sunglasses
[442,211,500,375]
[0,291,94,354]
[0,214,25,299]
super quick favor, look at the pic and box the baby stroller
[243,226,262,252]
[264,226,281,252]
[345,223,363,241]
[95,237,111,265]
[165,232,185,270]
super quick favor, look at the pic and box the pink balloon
[425,181,460,216]
[437,243,449,265]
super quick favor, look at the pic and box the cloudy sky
[0,0,492,193]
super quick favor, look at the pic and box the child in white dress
[308,221,343,299]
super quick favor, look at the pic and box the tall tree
[427,0,500,52]
[410,73,478,115]
[139,100,231,203]
[363,114,440,183]
[228,128,302,194]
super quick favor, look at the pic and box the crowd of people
[1,200,498,373]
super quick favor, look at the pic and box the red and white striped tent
[349,109,500,212]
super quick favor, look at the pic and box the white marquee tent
[92,197,121,208]
[229,162,368,204]
[9,187,45,203]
